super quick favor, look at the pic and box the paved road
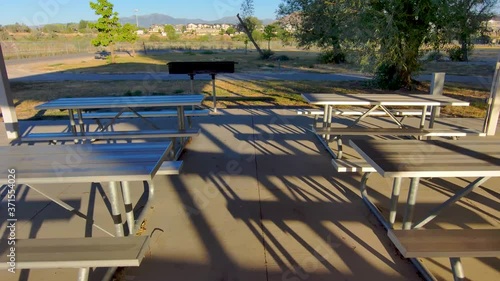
[5,54,493,89]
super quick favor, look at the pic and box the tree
[164,24,178,40]
[78,20,90,33]
[278,0,434,89]
[442,0,498,61]
[237,0,265,57]
[89,0,122,63]
[263,24,278,50]
[225,26,236,36]
[118,23,138,56]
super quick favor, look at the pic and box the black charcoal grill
[167,61,237,112]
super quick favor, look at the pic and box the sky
[0,0,283,26]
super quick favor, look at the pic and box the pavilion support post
[484,56,500,136]
[0,45,19,139]
[429,72,445,118]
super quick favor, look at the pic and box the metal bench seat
[0,236,149,280]
[21,129,200,142]
[297,108,430,116]
[313,127,485,137]
[388,229,500,281]
[331,158,376,173]
[76,109,210,119]
[157,161,183,175]
[312,127,485,159]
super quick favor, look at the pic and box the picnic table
[0,142,176,280]
[35,95,205,133]
[301,93,480,159]
[349,139,500,280]
[301,93,470,130]
[0,142,173,236]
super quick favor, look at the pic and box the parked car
[94,51,110,60]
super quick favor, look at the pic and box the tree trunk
[268,40,270,51]
[110,43,116,63]
[236,13,264,57]
[461,40,468,62]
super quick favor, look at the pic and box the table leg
[389,177,402,227]
[133,180,156,234]
[177,105,186,130]
[419,106,428,129]
[77,268,89,281]
[108,181,124,237]
[68,109,77,134]
[402,177,420,230]
[211,73,217,113]
[413,177,490,229]
[322,105,329,139]
[76,109,85,133]
[359,172,392,230]
[121,181,135,235]
[450,258,465,281]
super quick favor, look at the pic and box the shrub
[447,46,465,61]
[274,55,290,61]
[124,90,142,96]
[200,50,216,55]
[374,63,403,90]
[317,50,346,64]
[259,49,275,60]
[423,51,445,61]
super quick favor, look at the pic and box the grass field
[5,42,499,121]
[29,45,499,77]
[9,79,489,121]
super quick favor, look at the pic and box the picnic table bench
[0,236,150,281]
[297,108,431,127]
[0,143,180,280]
[388,229,500,281]
[314,127,485,159]
[349,139,500,281]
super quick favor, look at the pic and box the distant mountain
[120,13,275,26]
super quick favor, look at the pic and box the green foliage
[374,63,403,90]
[263,24,278,50]
[317,50,346,64]
[89,0,121,54]
[3,23,31,33]
[118,23,138,44]
[149,34,162,42]
[239,16,262,34]
[225,26,236,35]
[446,46,467,61]
[164,24,178,40]
[278,0,499,89]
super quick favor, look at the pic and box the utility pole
[134,9,139,27]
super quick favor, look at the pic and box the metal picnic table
[0,142,172,237]
[36,95,205,134]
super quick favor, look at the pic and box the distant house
[136,30,144,35]
[488,15,500,31]
[149,24,164,33]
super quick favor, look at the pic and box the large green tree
[89,0,122,63]
[442,0,498,61]
[278,0,498,89]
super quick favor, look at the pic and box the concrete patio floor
[0,108,499,281]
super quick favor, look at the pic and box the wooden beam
[0,44,19,139]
